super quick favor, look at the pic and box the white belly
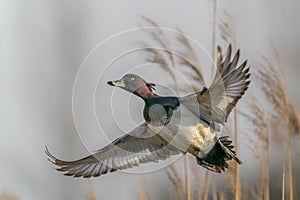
[148,105,217,157]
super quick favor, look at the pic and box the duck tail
[196,136,242,173]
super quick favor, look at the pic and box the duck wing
[179,44,250,126]
[46,122,180,178]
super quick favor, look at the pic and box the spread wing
[46,123,181,178]
[180,44,250,125]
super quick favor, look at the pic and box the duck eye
[130,77,135,81]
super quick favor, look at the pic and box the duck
[46,44,250,177]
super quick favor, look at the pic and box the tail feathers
[220,136,242,164]
[196,136,242,173]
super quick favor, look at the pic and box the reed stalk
[184,156,191,200]
[203,171,210,200]
[234,109,240,200]
[287,110,293,200]
[87,179,97,200]
[167,164,184,200]
[211,1,218,200]
[138,172,149,200]
[282,143,286,200]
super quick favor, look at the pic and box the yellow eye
[130,77,135,81]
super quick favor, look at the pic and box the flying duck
[46,45,250,177]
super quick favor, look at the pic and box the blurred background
[0,0,299,199]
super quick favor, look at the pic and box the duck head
[107,73,156,99]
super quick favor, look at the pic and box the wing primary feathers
[223,44,232,70]
[217,46,223,69]
[46,123,181,178]
[179,44,251,125]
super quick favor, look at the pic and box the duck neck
[134,85,156,100]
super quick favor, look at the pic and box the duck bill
[107,79,125,87]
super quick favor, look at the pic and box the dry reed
[211,2,218,200]
[191,160,203,200]
[282,142,286,200]
[203,171,210,200]
[240,97,270,200]
[254,42,300,200]
[222,125,236,195]
[138,172,149,200]
[86,179,97,200]
[218,8,242,200]
[0,192,20,200]
[166,164,184,200]
[218,10,236,46]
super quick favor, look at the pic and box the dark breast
[143,97,180,126]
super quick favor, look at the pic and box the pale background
[0,0,299,199]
